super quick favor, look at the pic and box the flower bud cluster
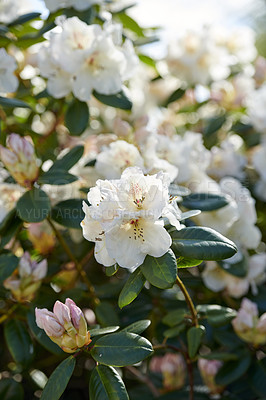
[35,298,91,353]
[232,298,266,346]
[4,252,47,302]
[198,358,224,395]
[150,353,186,391]
[0,134,39,187]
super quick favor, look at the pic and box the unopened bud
[198,358,224,395]
[150,353,186,391]
[0,133,39,187]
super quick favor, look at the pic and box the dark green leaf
[171,227,237,260]
[204,115,226,137]
[91,332,153,367]
[248,361,266,397]
[93,90,132,110]
[163,323,186,338]
[218,253,248,278]
[0,96,30,108]
[95,302,119,327]
[197,305,237,326]
[169,184,191,197]
[216,351,251,385]
[182,193,230,212]
[121,320,151,334]
[51,199,85,229]
[4,319,34,366]
[65,100,89,136]
[16,187,51,222]
[49,145,84,172]
[187,325,205,358]
[140,249,177,289]
[118,269,146,309]
[41,356,76,400]
[89,365,129,400]
[90,326,120,338]
[8,12,41,26]
[0,379,24,400]
[0,253,19,282]
[164,88,186,107]
[27,311,64,355]
[38,169,78,185]
[117,13,145,37]
[201,352,238,361]
[176,257,202,268]
[162,309,186,327]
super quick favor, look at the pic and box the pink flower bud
[150,353,186,390]
[18,252,32,278]
[257,313,266,333]
[32,259,48,280]
[35,308,64,337]
[198,359,224,395]
[7,134,25,154]
[53,301,71,326]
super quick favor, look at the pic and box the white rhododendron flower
[0,49,19,94]
[252,142,266,201]
[203,252,266,298]
[0,0,33,24]
[246,84,266,134]
[38,17,138,101]
[81,167,181,270]
[0,183,24,224]
[166,27,231,86]
[95,140,144,179]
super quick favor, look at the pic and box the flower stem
[176,274,199,327]
[47,217,99,307]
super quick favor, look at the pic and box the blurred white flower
[252,142,266,201]
[0,49,19,94]
[0,0,33,24]
[0,183,24,224]
[95,140,144,179]
[44,0,103,13]
[246,84,266,134]
[81,167,181,270]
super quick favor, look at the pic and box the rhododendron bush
[1,1,266,399]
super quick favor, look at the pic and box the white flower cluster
[38,17,138,101]
[0,0,33,24]
[81,167,181,270]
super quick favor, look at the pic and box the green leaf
[106,264,119,277]
[171,227,237,260]
[41,356,76,400]
[187,325,205,358]
[140,249,177,289]
[49,145,84,172]
[8,12,41,26]
[0,208,16,234]
[201,352,238,361]
[204,115,226,137]
[91,332,153,367]
[95,302,119,327]
[0,379,24,400]
[0,96,30,108]
[117,13,145,37]
[51,199,85,229]
[169,184,191,197]
[0,214,22,250]
[197,305,237,326]
[4,319,34,366]
[216,351,251,386]
[0,253,19,282]
[248,361,266,397]
[164,88,186,107]
[218,253,248,278]
[90,326,120,338]
[93,90,132,110]
[121,320,151,334]
[89,365,129,400]
[179,210,201,220]
[182,193,230,212]
[163,323,186,338]
[162,309,186,327]
[138,54,157,70]
[16,187,51,222]
[27,311,64,355]
[176,257,202,268]
[38,169,78,185]
[118,269,146,309]
[65,99,89,136]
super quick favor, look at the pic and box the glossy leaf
[41,356,76,400]
[38,169,78,185]
[93,90,132,110]
[121,320,151,334]
[162,309,186,327]
[197,305,237,326]
[171,227,237,260]
[118,269,146,309]
[163,323,186,339]
[65,100,89,135]
[49,145,84,172]
[89,365,129,400]
[0,379,24,400]
[0,96,30,108]
[0,253,19,282]
[187,325,205,358]
[4,319,34,366]
[176,257,202,268]
[164,88,186,107]
[90,326,120,338]
[182,193,230,211]
[91,332,153,367]
[140,249,177,289]
[16,187,51,222]
[106,264,119,277]
[51,199,85,229]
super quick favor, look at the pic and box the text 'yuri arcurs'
[35,299,91,353]
[81,167,181,271]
